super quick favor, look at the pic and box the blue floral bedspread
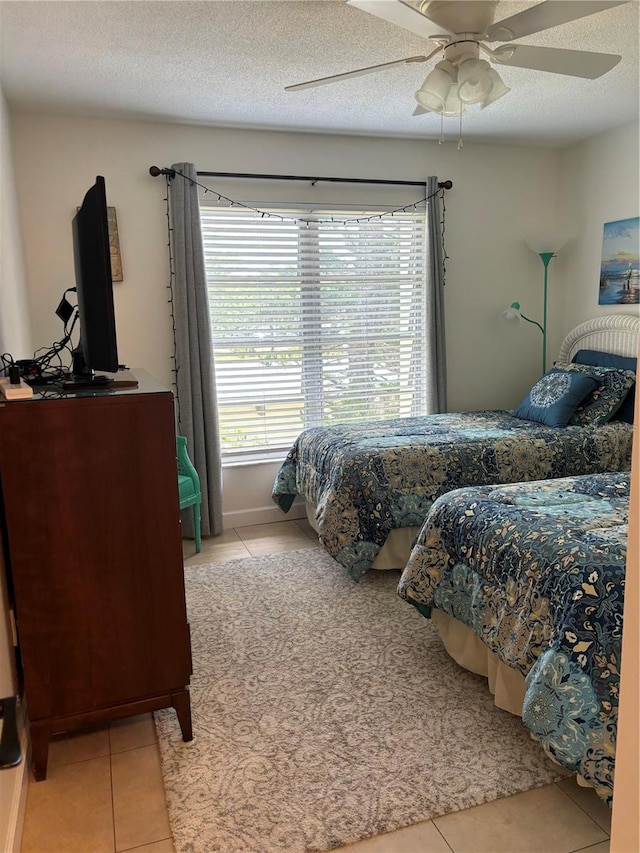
[271,411,633,581]
[397,471,629,803]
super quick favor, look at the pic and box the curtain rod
[149,166,452,190]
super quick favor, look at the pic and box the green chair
[177,435,202,553]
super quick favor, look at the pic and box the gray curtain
[425,176,447,412]
[169,162,223,537]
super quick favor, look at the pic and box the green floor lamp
[504,240,563,376]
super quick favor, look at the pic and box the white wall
[7,115,640,527]
[0,88,26,702]
[10,115,564,407]
[0,92,31,358]
[10,112,564,525]
[555,121,640,357]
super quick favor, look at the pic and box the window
[201,204,429,461]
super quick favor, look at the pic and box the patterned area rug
[155,549,569,853]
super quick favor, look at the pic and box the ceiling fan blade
[487,1,628,42]
[492,44,622,79]
[285,54,436,92]
[347,0,453,38]
[412,105,430,115]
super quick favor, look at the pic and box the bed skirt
[432,610,591,788]
[432,610,527,716]
[305,502,420,570]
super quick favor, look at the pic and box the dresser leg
[172,689,193,742]
[30,721,51,781]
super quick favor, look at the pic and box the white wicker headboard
[557,314,640,363]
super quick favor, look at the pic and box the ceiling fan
[285,1,628,118]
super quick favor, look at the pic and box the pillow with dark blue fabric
[572,349,636,423]
[513,369,600,427]
[559,362,636,425]
[572,349,637,372]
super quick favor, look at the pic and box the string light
[161,170,450,390]
[162,168,448,285]
[163,174,181,428]
[168,167,445,227]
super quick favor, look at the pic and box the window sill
[222,453,288,468]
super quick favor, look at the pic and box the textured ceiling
[1,0,638,147]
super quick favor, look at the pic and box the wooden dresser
[0,370,192,780]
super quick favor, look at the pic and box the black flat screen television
[63,176,136,391]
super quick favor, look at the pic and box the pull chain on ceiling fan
[285,0,628,133]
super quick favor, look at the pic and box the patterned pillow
[572,351,636,424]
[513,369,600,428]
[558,363,637,426]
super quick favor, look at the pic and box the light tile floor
[20,519,612,853]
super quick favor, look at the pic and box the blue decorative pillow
[513,369,600,428]
[573,348,637,372]
[572,349,636,423]
[559,362,637,426]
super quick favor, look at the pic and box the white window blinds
[200,204,428,460]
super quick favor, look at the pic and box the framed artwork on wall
[599,216,639,305]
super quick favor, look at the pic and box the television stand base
[62,370,139,392]
[62,375,109,391]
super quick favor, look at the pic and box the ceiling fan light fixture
[440,89,467,117]
[480,66,510,108]
[414,59,456,112]
[456,57,493,104]
[295,0,630,128]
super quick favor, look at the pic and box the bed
[396,470,629,805]
[272,314,638,581]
